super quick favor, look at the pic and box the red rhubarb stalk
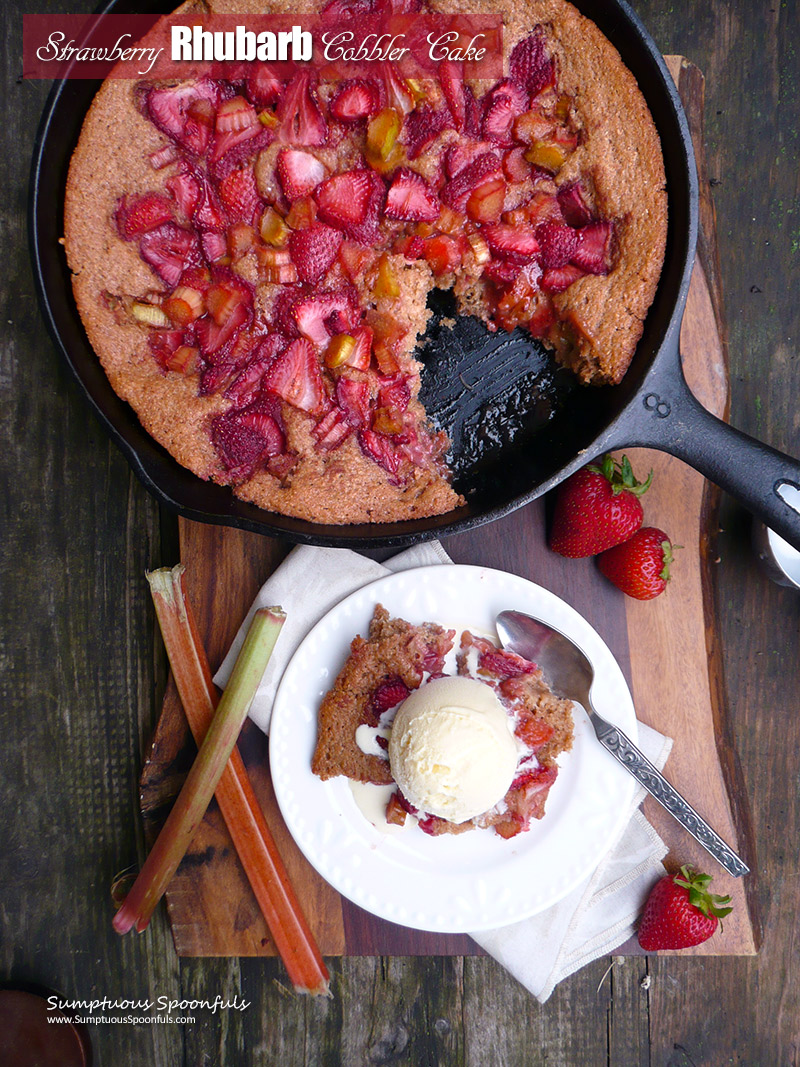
[112,586,283,936]
[135,566,329,994]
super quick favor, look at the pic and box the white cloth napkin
[214,541,452,733]
[214,542,671,1002]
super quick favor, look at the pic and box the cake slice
[311,607,574,839]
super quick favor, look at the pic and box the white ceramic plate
[269,564,637,933]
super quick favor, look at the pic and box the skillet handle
[609,365,800,552]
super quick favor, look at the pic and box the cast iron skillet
[29,0,800,549]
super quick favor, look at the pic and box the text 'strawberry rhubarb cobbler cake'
[64,0,667,525]
[311,605,574,837]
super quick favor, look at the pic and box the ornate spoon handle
[589,709,749,877]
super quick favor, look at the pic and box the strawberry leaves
[589,453,653,498]
[674,867,733,919]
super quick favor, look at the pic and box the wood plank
[621,57,759,956]
[138,57,759,960]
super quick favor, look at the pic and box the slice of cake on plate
[311,605,574,838]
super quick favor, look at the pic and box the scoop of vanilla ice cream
[388,676,518,824]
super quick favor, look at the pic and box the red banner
[23,12,503,80]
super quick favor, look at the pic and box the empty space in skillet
[417,290,583,507]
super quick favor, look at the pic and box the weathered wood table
[3,1,800,1063]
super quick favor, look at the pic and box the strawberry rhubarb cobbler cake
[311,605,574,837]
[64,0,667,525]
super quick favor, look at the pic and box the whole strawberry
[549,454,652,558]
[597,526,675,600]
[638,866,732,951]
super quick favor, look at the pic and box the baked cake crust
[311,604,456,783]
[64,0,666,525]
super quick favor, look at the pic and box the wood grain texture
[138,57,758,962]
[1,11,184,1064]
[622,56,759,960]
[628,7,800,1064]
[5,2,800,1064]
[613,57,759,957]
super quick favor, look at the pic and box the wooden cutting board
[139,58,760,958]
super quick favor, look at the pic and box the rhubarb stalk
[113,588,283,938]
[122,566,330,995]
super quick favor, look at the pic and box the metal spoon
[496,609,749,877]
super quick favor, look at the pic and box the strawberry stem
[674,865,733,919]
[659,539,681,583]
[586,453,653,497]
